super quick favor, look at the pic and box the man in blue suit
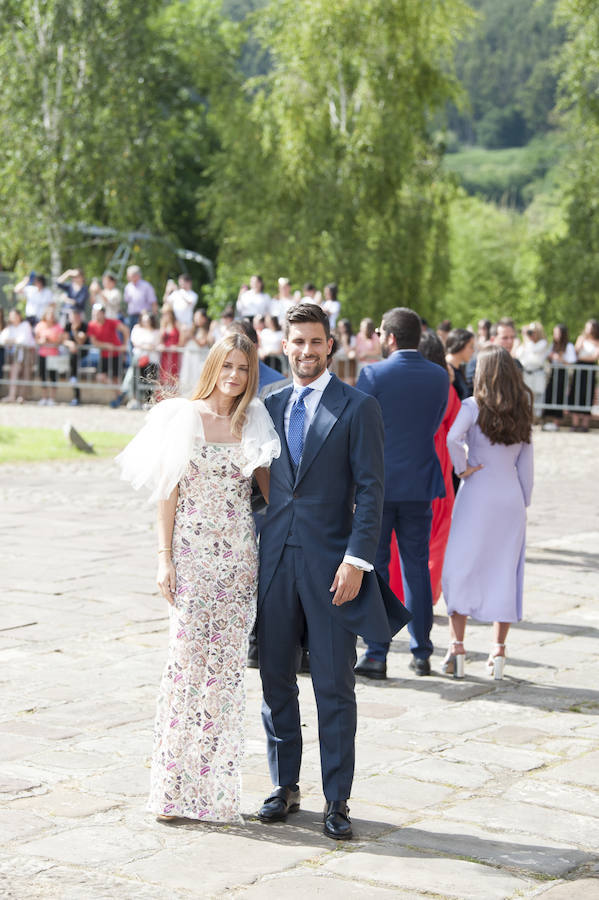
[257,303,407,840]
[355,307,449,678]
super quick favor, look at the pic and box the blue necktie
[287,387,314,467]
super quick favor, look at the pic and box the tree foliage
[536,0,599,330]
[448,0,564,148]
[204,0,473,323]
[0,0,224,286]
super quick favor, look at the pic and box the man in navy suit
[355,307,448,678]
[256,303,407,840]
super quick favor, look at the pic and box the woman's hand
[458,463,483,479]
[157,556,176,605]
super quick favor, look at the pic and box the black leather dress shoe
[258,786,300,822]
[323,800,352,840]
[354,652,387,680]
[409,656,431,676]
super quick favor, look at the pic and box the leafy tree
[0,0,219,289]
[203,0,473,324]
[442,190,541,326]
[448,0,564,148]
[536,0,599,330]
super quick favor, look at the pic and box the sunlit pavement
[0,407,598,898]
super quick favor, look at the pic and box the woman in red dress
[389,332,460,604]
[159,306,181,383]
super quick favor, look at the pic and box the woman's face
[462,338,475,362]
[215,349,249,400]
[553,326,562,343]
[141,314,152,329]
[9,309,20,325]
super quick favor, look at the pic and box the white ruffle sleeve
[240,398,280,476]
[115,398,199,503]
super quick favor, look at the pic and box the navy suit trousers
[257,544,357,801]
[367,500,434,661]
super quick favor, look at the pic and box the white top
[269,297,295,319]
[23,285,53,320]
[283,368,371,571]
[116,397,280,503]
[236,290,271,318]
[131,325,161,364]
[516,338,548,371]
[102,287,122,320]
[552,342,577,364]
[322,299,341,329]
[0,320,35,347]
[169,288,198,327]
[259,328,283,355]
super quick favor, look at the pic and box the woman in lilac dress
[441,346,534,679]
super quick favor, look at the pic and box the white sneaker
[46,398,56,406]
[38,398,47,406]
[542,422,558,432]
[126,399,141,410]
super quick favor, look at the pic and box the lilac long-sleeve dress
[442,397,534,622]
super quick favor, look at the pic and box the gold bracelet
[158,547,172,554]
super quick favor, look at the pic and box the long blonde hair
[191,333,258,436]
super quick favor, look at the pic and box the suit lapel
[269,386,295,486]
[295,374,349,487]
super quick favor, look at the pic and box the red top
[88,319,122,358]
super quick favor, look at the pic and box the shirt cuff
[343,555,373,572]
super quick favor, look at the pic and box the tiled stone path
[0,406,598,898]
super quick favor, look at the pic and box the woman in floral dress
[117,333,280,823]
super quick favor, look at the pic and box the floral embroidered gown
[116,396,279,824]
[147,438,258,823]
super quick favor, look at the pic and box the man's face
[283,322,333,383]
[379,322,392,358]
[494,326,515,353]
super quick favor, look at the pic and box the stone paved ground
[0,405,598,899]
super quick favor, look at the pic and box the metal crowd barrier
[0,349,596,413]
[0,344,293,406]
[540,362,598,414]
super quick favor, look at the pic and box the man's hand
[330,562,364,606]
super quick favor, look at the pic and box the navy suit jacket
[356,350,449,502]
[259,374,410,641]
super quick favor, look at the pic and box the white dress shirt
[284,368,372,572]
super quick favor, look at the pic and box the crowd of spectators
[1,266,598,426]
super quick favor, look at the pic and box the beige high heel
[486,643,506,680]
[441,641,465,678]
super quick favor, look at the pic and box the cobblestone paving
[0,406,598,898]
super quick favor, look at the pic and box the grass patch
[0,426,133,463]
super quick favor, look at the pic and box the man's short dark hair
[381,307,422,350]
[35,274,47,288]
[284,302,330,340]
[302,282,316,294]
